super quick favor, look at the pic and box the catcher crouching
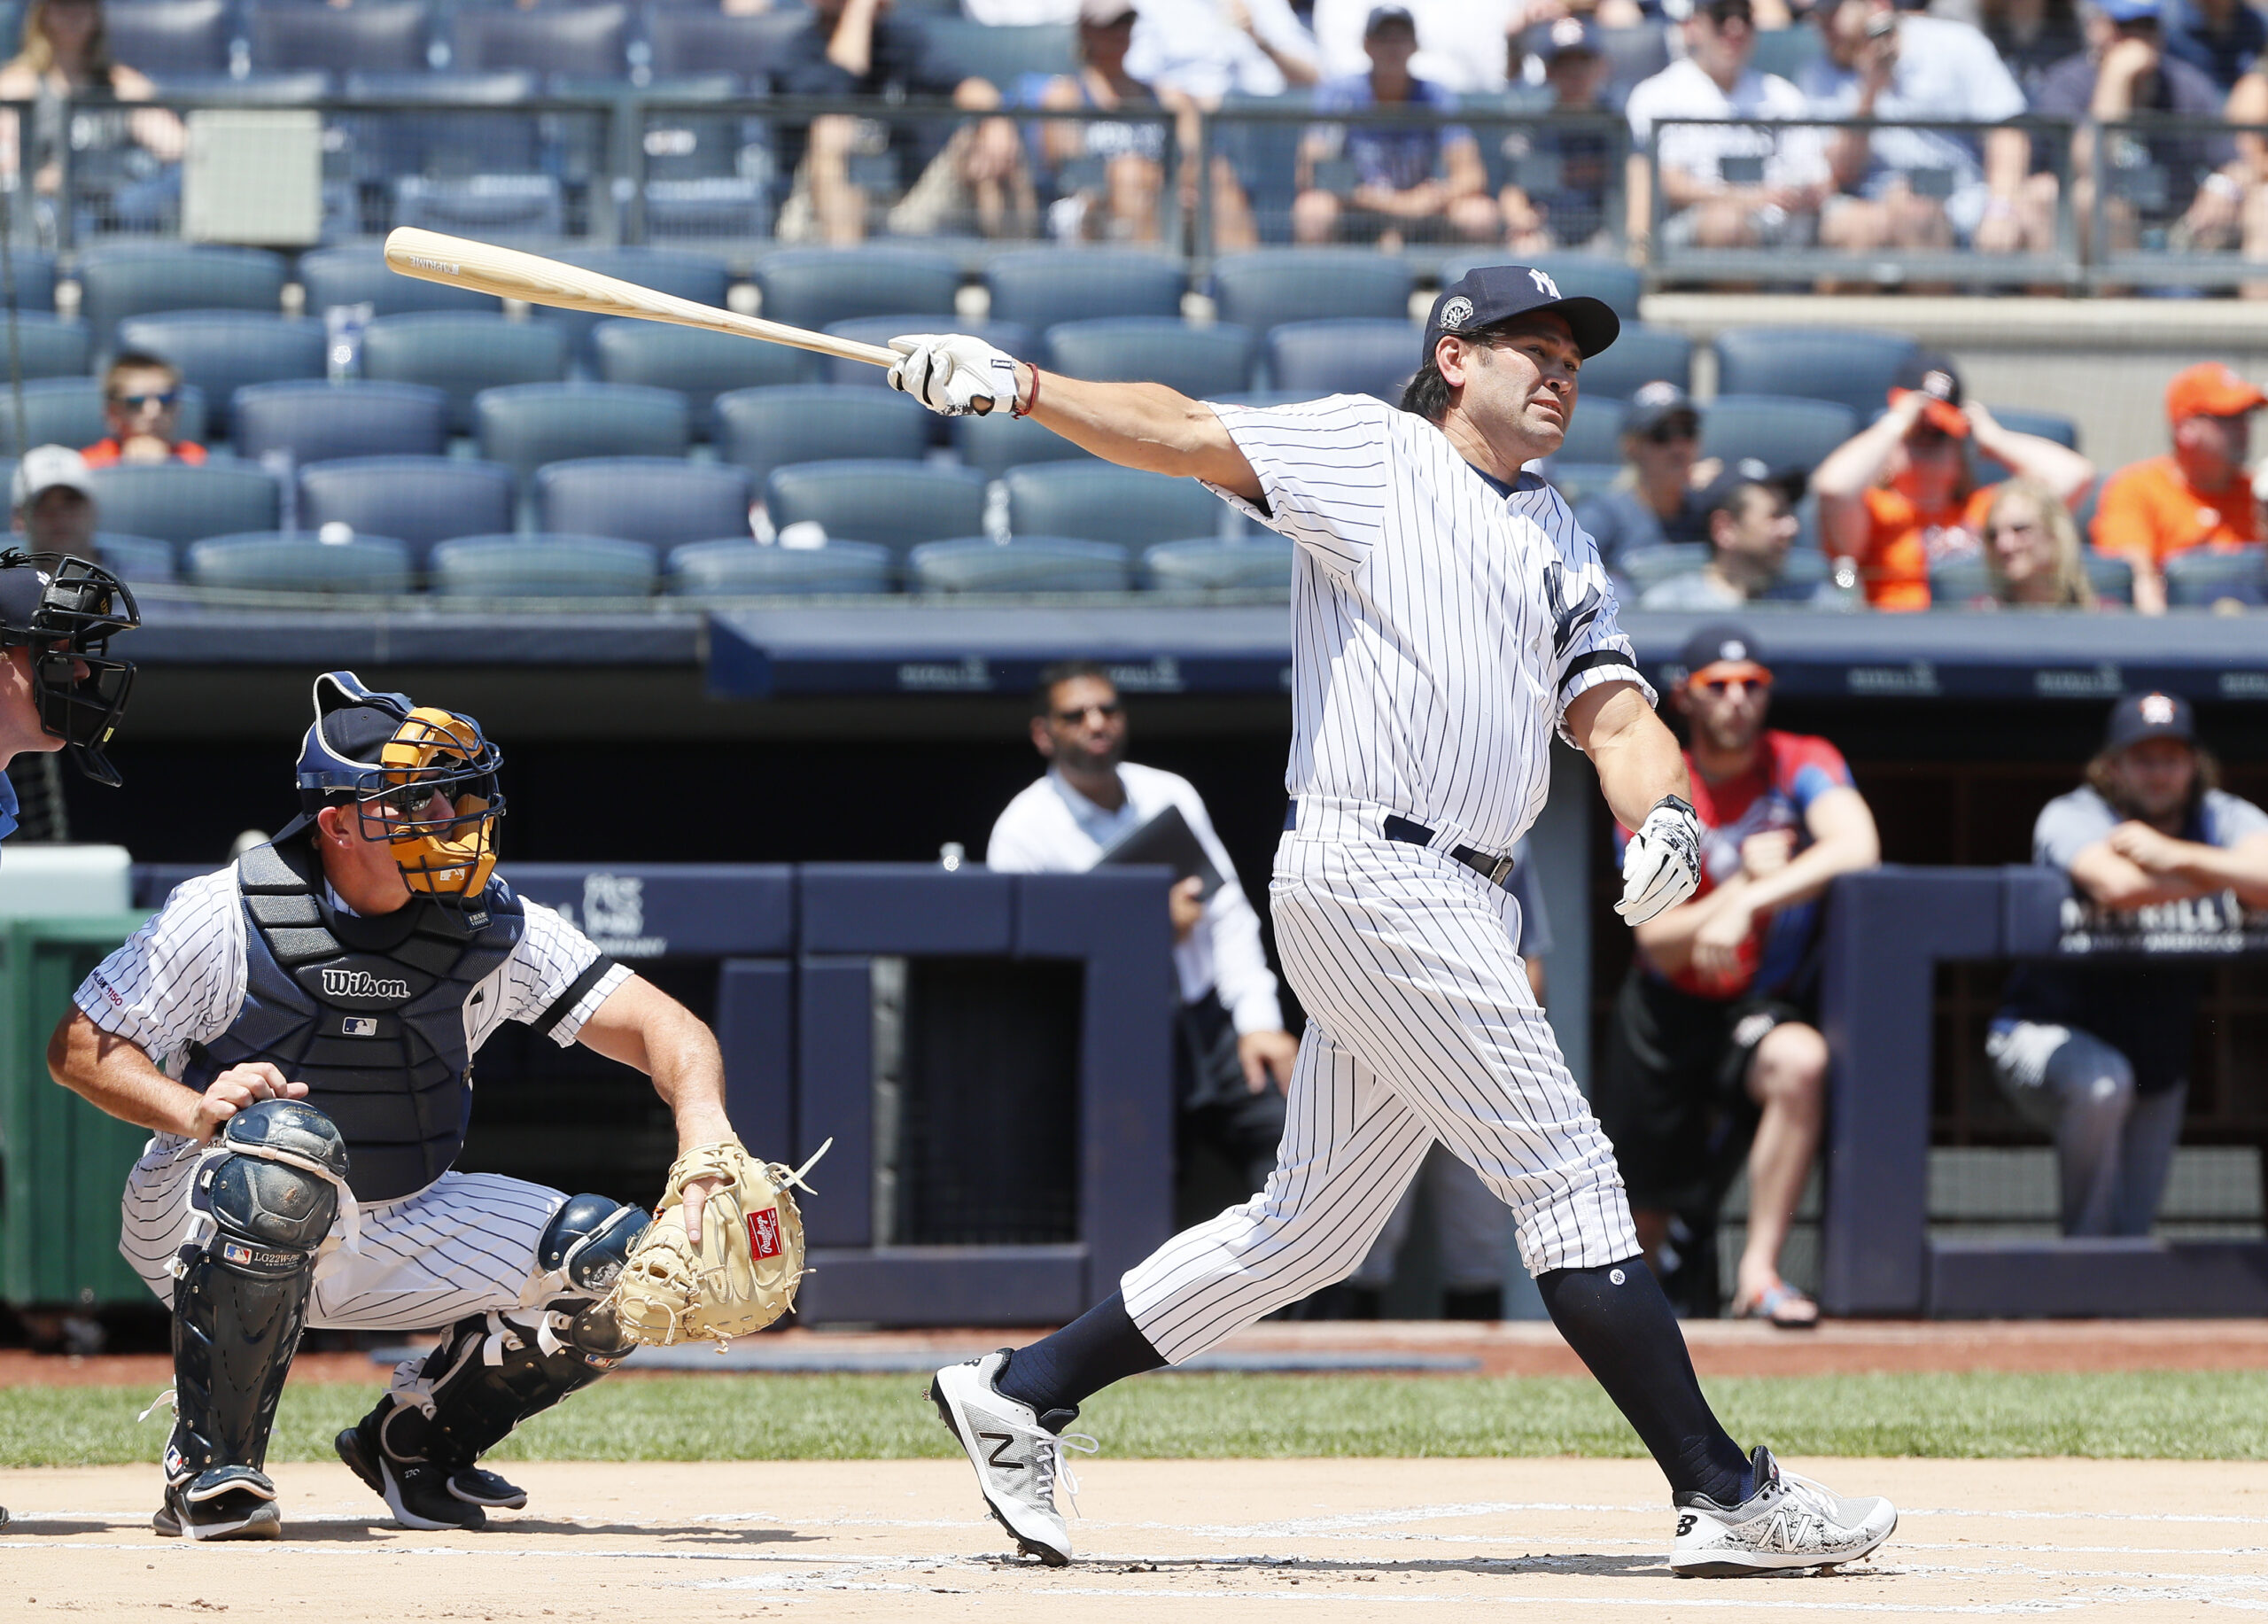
[47,672,812,1542]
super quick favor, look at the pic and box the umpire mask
[0,549,140,787]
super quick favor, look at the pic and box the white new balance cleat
[928,1350,1096,1567]
[1669,1445,1897,1576]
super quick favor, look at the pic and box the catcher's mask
[291,671,504,904]
[0,549,140,787]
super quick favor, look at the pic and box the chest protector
[183,841,525,1203]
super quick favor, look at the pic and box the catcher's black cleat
[334,1421,486,1532]
[153,1466,283,1542]
[447,1465,528,1511]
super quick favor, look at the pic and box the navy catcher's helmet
[0,548,139,786]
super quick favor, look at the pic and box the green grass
[3,1371,2264,1468]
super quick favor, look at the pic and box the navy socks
[996,1291,1166,1419]
[1535,1257,1752,1505]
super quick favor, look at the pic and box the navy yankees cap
[2104,691,2194,752]
[1696,457,1790,519]
[1678,624,1768,680]
[1420,264,1621,369]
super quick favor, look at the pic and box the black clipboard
[1096,804,1223,900]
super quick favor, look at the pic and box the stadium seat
[148,70,332,103]
[452,4,629,75]
[1263,319,1421,400]
[104,0,229,75]
[0,377,208,455]
[1573,322,1695,400]
[918,18,1076,82]
[645,7,812,81]
[1215,92,1306,244]
[984,249,1185,334]
[249,1,430,74]
[298,455,516,562]
[392,174,564,239]
[594,319,821,428]
[2084,551,2133,604]
[232,380,449,466]
[75,245,287,354]
[1004,462,1224,548]
[822,317,1035,389]
[2163,548,2266,608]
[954,408,1098,478]
[340,71,544,214]
[1144,535,1296,592]
[1210,250,1412,330]
[1698,395,1860,477]
[1760,545,1834,601]
[360,313,570,434]
[765,460,989,555]
[187,532,413,595]
[114,312,326,437]
[430,534,660,600]
[1044,318,1254,398]
[1751,25,1824,81]
[714,385,931,488]
[666,539,897,597]
[94,532,176,585]
[1596,22,1672,108]
[910,536,1130,594]
[532,248,732,367]
[1542,462,1622,505]
[1440,253,1643,322]
[536,457,753,547]
[475,383,691,489]
[1617,543,1713,595]
[85,462,281,546]
[0,248,57,314]
[0,315,88,381]
[755,247,961,334]
[1985,407,2080,450]
[1927,553,1991,607]
[1555,395,1629,465]
[298,245,501,320]
[1712,329,1919,421]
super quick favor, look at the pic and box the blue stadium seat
[232,380,449,465]
[594,319,821,428]
[533,248,732,367]
[76,245,287,354]
[94,532,176,585]
[1712,328,1919,421]
[392,174,564,240]
[360,313,570,434]
[1573,322,1694,400]
[2163,548,2266,608]
[1555,394,1629,465]
[1759,545,1834,601]
[985,249,1185,334]
[1004,462,1223,548]
[1596,23,1672,110]
[430,534,660,600]
[918,18,1076,83]
[475,383,691,489]
[1,377,208,455]
[755,247,961,333]
[86,462,282,546]
[148,69,334,103]
[953,408,1097,478]
[1542,462,1622,505]
[1441,253,1643,322]
[713,385,931,487]
[114,312,327,437]
[765,460,989,556]
[666,539,897,597]
[2085,550,2133,604]
[297,455,516,562]
[1143,535,1295,592]
[1618,543,1713,595]
[909,537,1130,594]
[1213,91,1305,243]
[821,317,1035,389]
[644,7,811,80]
[1210,250,1412,330]
[0,249,57,314]
[105,0,229,75]
[1263,319,1421,400]
[1751,26,1825,82]
[299,245,503,320]
[341,72,547,229]
[1043,318,1254,397]
[452,4,629,75]
[1985,407,2080,450]
[188,532,413,595]
[249,1,430,74]
[1699,395,1860,476]
[1927,553,1991,607]
[536,457,753,547]
[0,315,88,381]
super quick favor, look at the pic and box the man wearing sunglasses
[82,352,206,469]
[1595,626,1880,1330]
[988,661,1298,1205]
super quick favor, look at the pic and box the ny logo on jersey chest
[1542,562,1603,659]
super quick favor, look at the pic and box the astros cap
[2164,362,2266,424]
[1889,352,1968,438]
[1678,623,1770,687]
[2103,690,2194,752]
[1421,264,1621,369]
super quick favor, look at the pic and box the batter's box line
[1907,1508,2268,1527]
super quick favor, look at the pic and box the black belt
[1282,801,1518,891]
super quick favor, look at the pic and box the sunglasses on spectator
[1642,423,1697,445]
[1053,701,1122,723]
[112,390,179,410]
[1692,671,1771,695]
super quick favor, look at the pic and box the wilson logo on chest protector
[322,967,412,1000]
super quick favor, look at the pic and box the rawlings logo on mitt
[604,1137,828,1347]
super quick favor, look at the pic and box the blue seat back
[105,0,230,74]
[1556,395,1629,465]
[361,312,570,433]
[430,533,660,599]
[1005,462,1224,548]
[249,1,430,73]
[0,315,89,380]
[233,380,449,464]
[765,459,990,555]
[909,536,1130,594]
[187,532,412,594]
[86,462,282,546]
[1043,317,1254,398]
[299,245,502,319]
[297,455,517,559]
[713,385,932,487]
[1712,328,1919,420]
[2163,548,2267,607]
[3,377,208,455]
[985,250,1185,333]
[666,538,897,597]
[77,245,287,354]
[475,383,692,487]
[953,408,1097,478]
[1211,250,1411,330]
[594,319,821,426]
[452,4,629,75]
[532,247,732,365]
[1574,322,1694,400]
[1263,319,1422,400]
[1698,394,1860,476]
[116,311,327,436]
[536,455,753,546]
[645,7,812,78]
[755,247,961,333]
[1143,536,1295,592]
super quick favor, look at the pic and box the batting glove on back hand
[1616,794,1702,926]
[888,332,1018,416]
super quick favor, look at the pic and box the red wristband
[1012,363,1040,419]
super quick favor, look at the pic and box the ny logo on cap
[2141,693,2177,726]
[1439,295,1473,329]
[1529,268,1562,300]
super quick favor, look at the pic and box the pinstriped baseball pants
[1123,811,1638,1365]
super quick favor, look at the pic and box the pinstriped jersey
[1204,393,1651,854]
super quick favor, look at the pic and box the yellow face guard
[358,706,503,900]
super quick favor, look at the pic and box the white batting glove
[887,332,1019,416]
[1616,795,1702,926]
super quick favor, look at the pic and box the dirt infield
[3,1457,2260,1620]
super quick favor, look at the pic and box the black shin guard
[374,1300,633,1472]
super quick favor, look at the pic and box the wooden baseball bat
[382,226,937,380]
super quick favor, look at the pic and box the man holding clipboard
[986,661,1300,1203]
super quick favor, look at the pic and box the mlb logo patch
[748,1208,782,1260]
[222,1242,253,1266]
[343,1016,378,1037]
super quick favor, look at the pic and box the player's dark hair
[1400,322,1524,424]
[2087,743,2219,822]
[1032,659,1114,719]
[104,351,180,400]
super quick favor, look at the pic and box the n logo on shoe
[1675,1513,1697,1537]
[980,1431,1021,1471]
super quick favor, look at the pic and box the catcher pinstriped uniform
[888,266,1898,1575]
[50,671,750,1542]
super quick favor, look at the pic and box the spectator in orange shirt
[79,353,206,469]
[2090,362,2264,616]
[1813,352,2096,610]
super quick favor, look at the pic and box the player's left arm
[575,975,737,1233]
[2105,827,2268,907]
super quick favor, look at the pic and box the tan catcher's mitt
[605,1138,829,1347]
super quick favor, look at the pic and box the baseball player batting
[897,266,1897,1576]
